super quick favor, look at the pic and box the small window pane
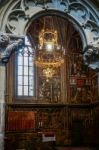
[24,86,28,95]
[18,86,22,95]
[24,76,28,85]
[29,57,33,66]
[29,67,34,75]
[29,76,33,86]
[24,67,28,75]
[29,86,34,96]
[18,56,23,65]
[18,66,23,75]
[24,57,28,66]
[18,76,22,85]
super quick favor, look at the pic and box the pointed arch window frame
[15,36,36,99]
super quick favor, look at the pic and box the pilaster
[0,64,5,150]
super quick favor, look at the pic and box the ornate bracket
[83,39,99,69]
[0,33,24,63]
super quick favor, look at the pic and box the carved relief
[69,3,89,24]
[0,0,98,67]
[84,20,99,39]
[4,0,98,40]
[6,10,28,34]
[83,39,99,69]
[0,33,24,63]
[0,33,10,48]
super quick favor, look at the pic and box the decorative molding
[0,0,99,68]
[84,39,99,69]
[0,33,24,63]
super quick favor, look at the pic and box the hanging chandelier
[35,28,64,68]
[35,16,64,78]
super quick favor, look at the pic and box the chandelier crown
[39,29,58,51]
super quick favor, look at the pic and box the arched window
[16,36,35,97]
[6,35,36,102]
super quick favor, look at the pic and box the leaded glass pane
[18,66,23,75]
[24,67,28,76]
[29,67,33,75]
[24,86,28,95]
[29,76,33,86]
[18,86,22,95]
[29,57,33,66]
[29,86,34,96]
[18,56,23,65]
[24,76,28,85]
[18,76,23,85]
[24,56,28,66]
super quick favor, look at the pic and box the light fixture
[35,29,64,68]
[35,16,64,78]
[46,43,53,52]
[39,29,58,52]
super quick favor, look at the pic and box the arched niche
[0,0,99,68]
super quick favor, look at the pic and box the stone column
[0,64,5,150]
[0,32,24,150]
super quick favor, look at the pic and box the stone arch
[0,0,99,68]
[0,1,98,150]
[24,10,87,48]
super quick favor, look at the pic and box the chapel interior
[4,15,99,150]
[0,0,99,150]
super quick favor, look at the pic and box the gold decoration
[35,58,64,68]
[35,29,64,68]
[35,18,64,78]
[42,67,55,78]
[39,29,58,51]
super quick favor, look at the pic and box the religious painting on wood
[6,111,37,131]
[91,73,99,101]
